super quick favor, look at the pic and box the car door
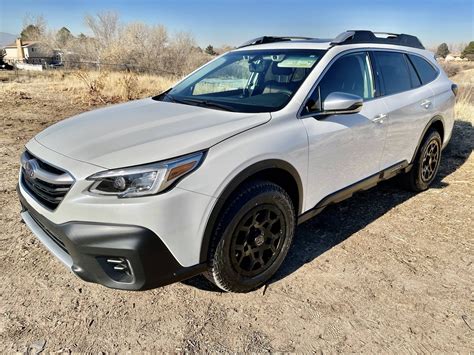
[300,51,389,210]
[372,50,437,170]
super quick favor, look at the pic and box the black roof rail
[238,36,315,48]
[330,30,425,49]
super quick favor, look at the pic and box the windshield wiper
[152,89,177,103]
[163,93,176,102]
[154,92,236,112]
[177,98,236,112]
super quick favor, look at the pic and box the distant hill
[0,32,17,48]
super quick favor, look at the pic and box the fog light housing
[97,256,134,283]
[107,257,130,272]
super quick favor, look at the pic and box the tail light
[451,84,458,97]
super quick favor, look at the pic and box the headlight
[87,152,204,198]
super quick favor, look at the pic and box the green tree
[205,45,217,55]
[436,43,450,58]
[20,24,42,41]
[56,27,73,47]
[461,41,474,60]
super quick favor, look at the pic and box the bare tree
[84,11,121,67]
[23,11,214,75]
[84,11,120,46]
[447,42,469,56]
[21,14,47,40]
[118,22,169,72]
[165,31,210,76]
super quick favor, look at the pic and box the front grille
[21,151,74,211]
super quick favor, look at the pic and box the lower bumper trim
[21,210,74,268]
[18,184,206,290]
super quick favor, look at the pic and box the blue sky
[1,0,473,47]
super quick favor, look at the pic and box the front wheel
[205,180,295,293]
[399,128,442,192]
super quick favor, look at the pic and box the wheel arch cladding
[430,118,445,142]
[199,159,303,263]
[412,116,445,163]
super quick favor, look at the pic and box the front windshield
[156,49,326,113]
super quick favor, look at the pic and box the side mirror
[322,92,363,114]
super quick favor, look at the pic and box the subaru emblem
[23,159,39,179]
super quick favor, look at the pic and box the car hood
[34,98,271,168]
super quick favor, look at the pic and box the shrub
[73,71,109,105]
[461,42,474,60]
[118,71,139,100]
[436,43,450,58]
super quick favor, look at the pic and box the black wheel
[205,180,295,292]
[399,128,442,192]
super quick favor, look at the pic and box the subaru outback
[18,30,456,292]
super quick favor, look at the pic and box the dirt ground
[0,74,473,353]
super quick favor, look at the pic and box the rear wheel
[205,180,295,293]
[399,128,442,192]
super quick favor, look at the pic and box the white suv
[18,30,456,292]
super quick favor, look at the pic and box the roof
[4,41,41,48]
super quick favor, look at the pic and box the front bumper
[18,186,206,290]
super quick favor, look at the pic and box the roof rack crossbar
[238,36,315,48]
[330,30,425,49]
[238,30,424,50]
[372,31,399,37]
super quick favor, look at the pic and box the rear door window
[374,51,412,95]
[408,54,438,84]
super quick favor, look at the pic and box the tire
[399,128,442,192]
[205,180,296,293]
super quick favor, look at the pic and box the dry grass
[439,60,474,78]
[451,68,474,121]
[0,70,177,105]
[439,61,474,122]
[455,87,473,120]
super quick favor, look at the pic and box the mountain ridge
[0,32,17,48]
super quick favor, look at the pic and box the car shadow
[183,119,473,292]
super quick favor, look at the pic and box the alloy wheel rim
[230,205,285,277]
[421,139,440,182]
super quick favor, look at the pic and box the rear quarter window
[405,54,422,88]
[408,54,439,85]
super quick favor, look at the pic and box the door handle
[421,100,432,109]
[372,113,387,123]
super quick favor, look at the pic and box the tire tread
[399,128,442,192]
[205,180,295,292]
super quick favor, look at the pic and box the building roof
[4,41,40,48]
